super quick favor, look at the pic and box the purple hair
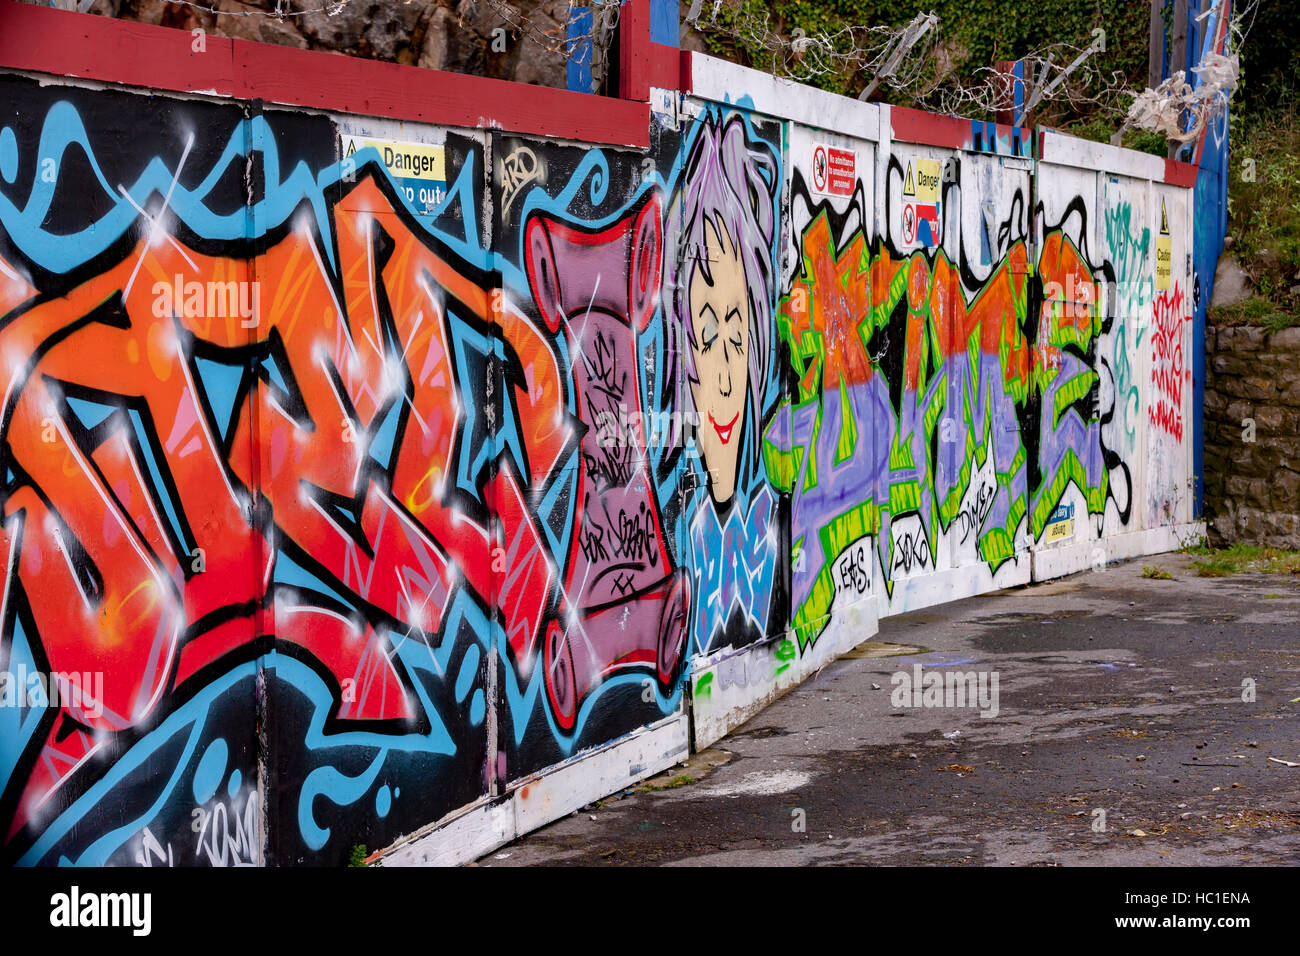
[663,112,778,474]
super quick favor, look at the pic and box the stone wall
[1203,323,1300,547]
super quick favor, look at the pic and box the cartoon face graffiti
[688,217,750,502]
[664,111,778,507]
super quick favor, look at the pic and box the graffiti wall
[771,130,1041,624]
[0,56,1198,866]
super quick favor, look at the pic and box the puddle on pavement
[1087,660,1140,670]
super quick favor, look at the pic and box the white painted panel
[1146,181,1195,527]
[1040,129,1166,181]
[686,52,880,143]
[1098,172,1154,541]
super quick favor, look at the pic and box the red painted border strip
[0,0,237,96]
[890,105,972,150]
[619,0,651,102]
[891,105,1026,156]
[228,38,648,146]
[646,42,680,92]
[679,49,694,94]
[0,0,650,148]
[616,4,680,99]
[1164,157,1199,188]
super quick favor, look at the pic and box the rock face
[1210,252,1252,308]
[1203,323,1300,548]
[44,0,587,87]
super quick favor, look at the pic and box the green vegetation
[693,0,1149,132]
[1178,543,1300,577]
[1207,294,1298,334]
[637,774,697,792]
[690,2,1299,150]
[348,844,369,867]
[1217,105,1300,318]
[1141,565,1173,580]
[1215,2,1300,326]
[1056,114,1167,154]
[1235,0,1300,118]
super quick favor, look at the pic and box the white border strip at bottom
[377,712,689,867]
[1031,522,1206,581]
[881,556,1032,618]
[877,522,1206,618]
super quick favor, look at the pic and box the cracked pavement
[477,553,1300,866]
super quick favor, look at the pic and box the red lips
[709,411,740,445]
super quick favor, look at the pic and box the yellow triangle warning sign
[904,161,916,196]
[1160,198,1169,236]
[346,140,357,158]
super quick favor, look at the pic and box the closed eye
[699,306,719,352]
[725,308,743,349]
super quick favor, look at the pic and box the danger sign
[913,159,941,201]
[902,157,941,245]
[810,144,856,198]
[342,134,447,227]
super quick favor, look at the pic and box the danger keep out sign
[902,158,941,246]
[810,143,856,199]
[342,134,448,228]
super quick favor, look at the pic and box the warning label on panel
[1043,503,1075,543]
[1156,197,1172,291]
[1043,517,1074,543]
[902,158,942,246]
[913,159,941,201]
[342,135,447,226]
[811,143,856,198]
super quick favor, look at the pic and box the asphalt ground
[476,552,1300,866]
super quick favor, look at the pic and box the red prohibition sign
[902,203,916,243]
[812,146,827,191]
